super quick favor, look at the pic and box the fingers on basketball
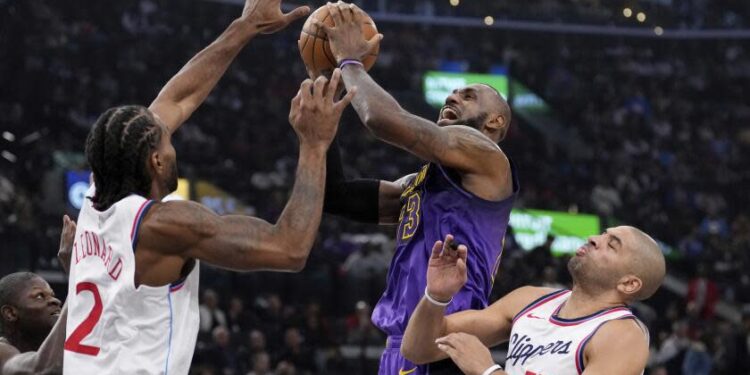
[299,4,379,75]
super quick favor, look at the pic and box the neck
[2,329,43,353]
[557,284,626,319]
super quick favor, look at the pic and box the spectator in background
[277,327,315,374]
[200,289,228,334]
[345,301,384,346]
[247,351,273,375]
[205,326,240,375]
[687,264,720,321]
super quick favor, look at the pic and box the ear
[616,275,643,297]
[484,113,504,131]
[1,305,18,324]
[149,150,163,174]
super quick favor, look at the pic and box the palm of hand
[243,0,288,34]
[427,252,466,301]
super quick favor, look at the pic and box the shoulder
[488,286,559,320]
[139,200,220,252]
[0,340,20,368]
[584,317,649,372]
[442,125,504,154]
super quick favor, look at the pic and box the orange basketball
[298,4,379,75]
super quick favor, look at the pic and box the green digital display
[423,71,509,108]
[510,209,600,255]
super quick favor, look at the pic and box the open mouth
[575,246,587,256]
[440,106,460,121]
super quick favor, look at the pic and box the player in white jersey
[63,0,358,373]
[401,226,666,375]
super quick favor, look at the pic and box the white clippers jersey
[64,186,200,375]
[504,289,647,375]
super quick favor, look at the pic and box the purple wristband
[339,59,364,69]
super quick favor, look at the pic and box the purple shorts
[379,336,462,375]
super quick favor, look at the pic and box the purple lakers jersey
[372,162,518,335]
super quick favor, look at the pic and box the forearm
[150,18,259,133]
[2,303,67,374]
[324,140,380,222]
[401,298,450,364]
[340,65,408,139]
[272,145,327,267]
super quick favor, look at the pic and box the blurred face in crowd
[437,84,510,142]
[568,226,665,301]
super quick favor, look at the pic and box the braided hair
[85,105,162,211]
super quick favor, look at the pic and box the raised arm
[401,236,550,365]
[318,4,507,182]
[142,72,355,272]
[0,215,75,374]
[323,138,405,224]
[149,0,310,134]
[1,304,68,375]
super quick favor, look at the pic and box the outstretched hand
[242,0,310,34]
[58,215,76,275]
[315,2,382,63]
[289,68,356,149]
[436,332,496,375]
[426,234,468,303]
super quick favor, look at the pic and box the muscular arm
[402,286,551,364]
[323,138,405,224]
[582,319,649,375]
[1,304,68,375]
[149,19,259,134]
[340,65,508,182]
[141,145,328,272]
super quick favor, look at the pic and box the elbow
[400,345,430,365]
[286,254,308,273]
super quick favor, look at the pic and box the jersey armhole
[130,200,155,251]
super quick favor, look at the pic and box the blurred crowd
[2,0,749,373]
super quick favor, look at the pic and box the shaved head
[478,84,511,142]
[622,226,666,301]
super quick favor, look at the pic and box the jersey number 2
[64,282,102,356]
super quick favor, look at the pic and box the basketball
[298,4,379,75]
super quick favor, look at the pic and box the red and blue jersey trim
[512,289,569,323]
[130,199,155,251]
[549,303,631,327]
[574,314,639,374]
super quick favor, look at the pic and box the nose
[587,235,599,248]
[49,296,62,307]
[445,90,461,106]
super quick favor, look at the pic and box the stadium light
[637,12,646,22]
[654,26,664,36]
[623,8,633,18]
[1,150,17,163]
[2,131,14,142]
[484,16,494,26]
[449,0,459,6]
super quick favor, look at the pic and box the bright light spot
[449,0,459,6]
[654,26,664,36]
[637,12,646,22]
[1,150,17,163]
[2,131,14,142]
[484,16,494,26]
[623,8,632,18]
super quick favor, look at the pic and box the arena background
[1,0,749,373]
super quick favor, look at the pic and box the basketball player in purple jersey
[318,3,518,374]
